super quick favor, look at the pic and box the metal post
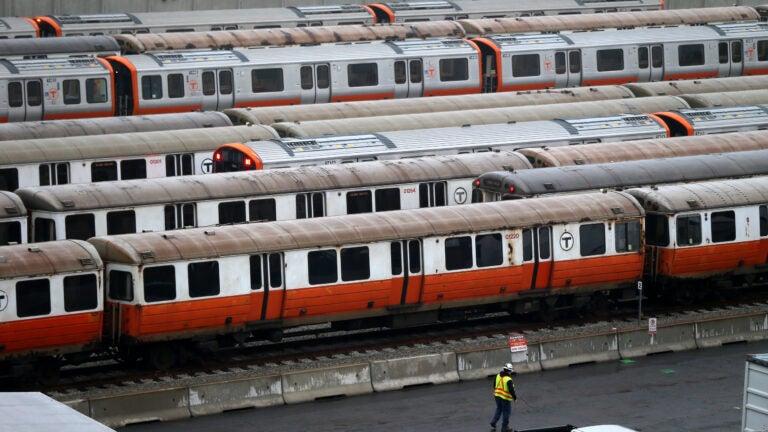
[637,281,643,326]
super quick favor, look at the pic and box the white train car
[0,191,26,245]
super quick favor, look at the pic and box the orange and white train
[1,176,767,375]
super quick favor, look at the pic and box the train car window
[188,261,220,298]
[410,60,422,84]
[596,49,624,72]
[220,70,233,95]
[268,253,282,288]
[141,75,163,100]
[16,279,51,318]
[375,188,400,212]
[219,201,246,224]
[33,218,55,242]
[711,210,735,243]
[250,255,263,290]
[539,227,551,259]
[676,214,702,246]
[0,168,18,191]
[165,154,194,177]
[107,210,136,235]
[0,221,21,245]
[555,52,566,74]
[678,44,705,67]
[167,74,185,99]
[39,165,51,186]
[296,193,324,219]
[120,159,147,180]
[408,240,421,273]
[511,54,540,77]
[569,51,581,73]
[475,233,503,267]
[63,274,97,312]
[251,68,285,93]
[445,236,472,270]
[317,65,329,89]
[639,47,648,69]
[341,246,370,281]
[579,223,606,256]
[391,242,402,276]
[202,71,215,96]
[645,214,669,246]
[395,61,406,84]
[758,40,768,61]
[8,82,22,107]
[60,80,82,105]
[27,81,41,106]
[65,214,95,240]
[419,182,447,208]
[761,206,768,237]
[143,265,176,302]
[164,206,175,230]
[38,163,69,186]
[85,78,107,103]
[439,58,468,82]
[522,229,533,261]
[652,46,663,68]
[108,270,133,302]
[348,63,378,87]
[308,249,338,285]
[301,66,313,90]
[249,198,276,222]
[346,190,373,214]
[615,221,641,252]
[732,41,742,63]
[718,42,729,64]
[91,161,118,182]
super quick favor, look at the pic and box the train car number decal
[560,232,574,251]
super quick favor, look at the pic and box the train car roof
[16,151,531,211]
[0,35,119,58]
[88,190,643,265]
[0,125,277,165]
[656,105,768,131]
[625,176,768,213]
[239,114,667,166]
[0,112,233,141]
[476,149,768,197]
[623,75,768,97]
[516,130,768,168]
[0,240,102,279]
[0,17,39,37]
[0,56,110,77]
[0,191,26,218]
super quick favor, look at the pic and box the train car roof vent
[27,246,41,253]
[61,200,74,208]
[79,258,95,266]
[573,159,585,165]
[140,251,155,260]
[611,207,624,214]
[544,183,555,191]
[4,206,18,214]
[204,230,216,236]
[686,199,700,209]
[162,234,175,239]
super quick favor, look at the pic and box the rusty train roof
[626,176,768,213]
[0,240,102,280]
[0,191,26,219]
[88,190,643,265]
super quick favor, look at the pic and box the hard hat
[503,363,514,372]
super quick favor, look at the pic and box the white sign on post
[648,317,657,334]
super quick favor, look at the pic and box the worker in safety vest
[490,363,517,432]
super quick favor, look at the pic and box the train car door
[6,79,43,121]
[393,59,424,98]
[521,227,554,290]
[299,64,330,104]
[390,239,424,306]
[200,69,234,111]
[553,50,581,87]
[638,45,664,82]
[252,253,285,322]
[717,40,743,77]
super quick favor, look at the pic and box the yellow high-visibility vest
[494,374,513,400]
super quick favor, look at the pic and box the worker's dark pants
[491,396,511,429]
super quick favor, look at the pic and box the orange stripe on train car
[745,67,768,76]
[581,77,639,87]
[234,98,301,108]
[663,71,718,81]
[499,83,556,92]
[44,110,113,121]
[282,279,394,319]
[655,240,767,278]
[333,92,395,103]
[0,312,102,358]
[134,105,203,116]
[425,87,482,97]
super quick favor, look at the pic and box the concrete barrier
[457,345,542,381]
[188,374,283,416]
[282,363,372,404]
[89,387,189,428]
[618,322,697,358]
[696,313,768,348]
[371,352,459,392]
[538,332,619,370]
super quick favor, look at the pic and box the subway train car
[471,149,768,201]
[627,178,768,300]
[0,16,39,38]
[0,191,27,245]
